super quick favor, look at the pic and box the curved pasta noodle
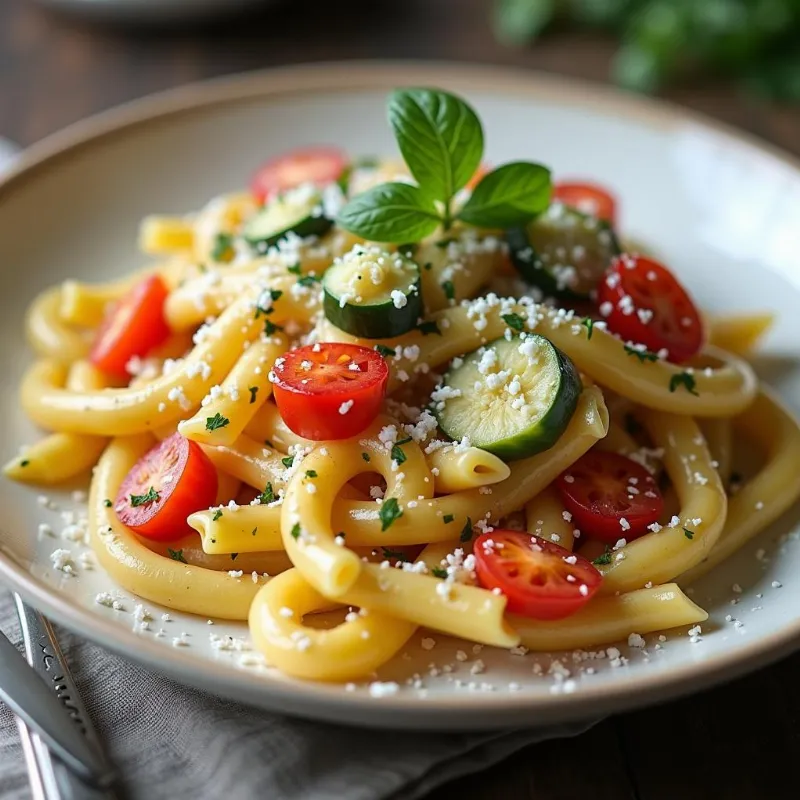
[20,294,261,435]
[680,389,800,584]
[58,268,153,328]
[89,435,266,618]
[700,417,733,485]
[26,287,92,362]
[201,435,289,492]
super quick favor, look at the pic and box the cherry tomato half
[554,181,617,225]
[555,451,664,545]
[596,254,704,363]
[115,433,218,541]
[250,146,347,204]
[465,162,491,191]
[90,275,171,379]
[270,343,389,441]
[473,530,602,620]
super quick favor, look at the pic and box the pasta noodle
[7,146,800,689]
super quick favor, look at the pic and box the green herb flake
[375,344,396,358]
[581,317,594,340]
[103,498,113,508]
[130,487,160,507]
[423,262,433,271]
[19,459,29,467]
[593,547,613,566]
[258,482,275,504]
[443,514,455,524]
[441,280,455,301]
[205,413,230,432]
[305,470,318,479]
[291,523,301,540]
[167,548,187,563]
[381,547,409,562]
[379,497,403,531]
[460,517,474,542]
[287,263,302,275]
[251,527,258,536]
[683,528,695,540]
[211,232,234,262]
[397,243,418,257]
[263,320,285,337]
[248,386,259,404]
[391,437,412,465]
[431,566,448,579]
[418,320,441,336]
[624,345,659,363]
[361,452,371,463]
[281,456,294,468]
[230,553,238,561]
[669,372,699,396]
[501,313,525,332]
[297,274,320,288]
[212,509,223,521]
[435,237,457,249]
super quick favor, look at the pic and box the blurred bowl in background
[36,0,280,26]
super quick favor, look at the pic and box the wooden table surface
[2,0,800,797]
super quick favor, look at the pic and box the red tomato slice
[596,254,704,363]
[555,451,663,545]
[465,162,490,191]
[250,146,347,204]
[554,181,617,225]
[473,530,602,620]
[90,275,171,379]
[271,343,389,441]
[115,433,218,541]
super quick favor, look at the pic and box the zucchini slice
[244,186,333,249]
[323,245,423,339]
[434,334,582,461]
[507,202,621,299]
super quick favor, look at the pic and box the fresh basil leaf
[387,88,483,202]
[337,182,441,243]
[458,162,552,229]
[492,0,556,46]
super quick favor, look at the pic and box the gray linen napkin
[0,138,595,798]
[0,592,596,799]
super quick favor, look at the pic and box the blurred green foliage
[493,0,800,100]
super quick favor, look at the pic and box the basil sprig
[337,87,552,242]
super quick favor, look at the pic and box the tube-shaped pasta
[189,505,283,554]
[512,583,707,651]
[706,312,774,356]
[680,389,800,584]
[20,294,261,435]
[178,334,287,446]
[320,303,757,416]
[597,410,727,594]
[525,486,575,550]
[201,435,289,492]
[249,569,416,681]
[427,445,511,493]
[700,417,733,485]
[139,216,195,255]
[58,268,154,328]
[595,420,639,458]
[4,361,110,484]
[89,435,265,618]
[26,286,92,362]
[245,402,304,453]
[215,471,241,504]
[281,417,433,598]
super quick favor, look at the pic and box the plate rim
[2,59,800,729]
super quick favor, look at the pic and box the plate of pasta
[2,62,800,729]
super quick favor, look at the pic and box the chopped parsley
[230,553,238,561]
[581,317,594,340]
[264,439,273,448]
[251,527,258,536]
[381,547,409,562]
[441,280,455,301]
[501,313,525,332]
[130,487,160,507]
[361,452,371,463]
[397,243,417,257]
[391,437,412,465]
[418,320,441,336]
[248,386,259,404]
[375,344,396,358]
[19,459,29,467]
[211,232,234,262]
[287,263,302,275]
[669,372,699,396]
[281,456,294,468]
[254,290,283,318]
[593,547,613,566]
[423,262,433,271]
[443,514,455,524]
[264,320,284,336]
[167,548,187,563]
[212,509,223,521]
[683,528,695,540]
[435,237,457,249]
[624,345,659,363]
[290,523,301,540]
[305,470,318,479]
[103,498,113,508]
[205,413,230,432]
[460,517,474,542]
[379,497,403,531]
[431,566,448,579]
[258,482,275,504]
[296,274,320,288]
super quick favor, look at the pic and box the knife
[0,595,119,792]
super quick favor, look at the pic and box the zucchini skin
[322,275,423,339]
[245,214,333,249]
[507,205,621,300]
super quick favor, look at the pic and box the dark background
[2,0,799,797]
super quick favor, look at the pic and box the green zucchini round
[244,189,333,249]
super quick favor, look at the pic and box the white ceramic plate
[2,62,800,731]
